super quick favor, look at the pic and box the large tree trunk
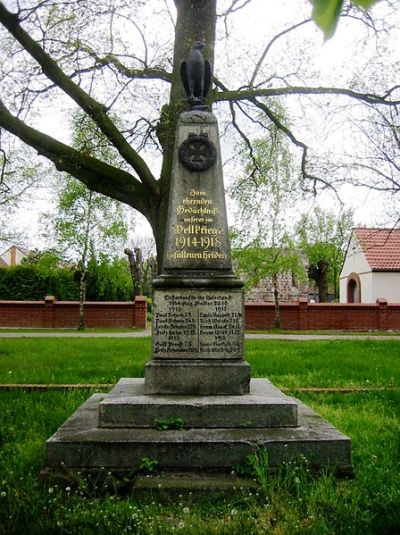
[308,260,329,303]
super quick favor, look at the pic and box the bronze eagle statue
[180,42,212,110]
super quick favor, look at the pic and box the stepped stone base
[100,378,297,428]
[45,379,352,478]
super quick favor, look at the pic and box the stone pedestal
[145,284,250,395]
[44,110,352,486]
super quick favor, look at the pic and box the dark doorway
[347,279,359,303]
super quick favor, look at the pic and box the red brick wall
[1,298,399,331]
[244,299,400,331]
[0,297,147,329]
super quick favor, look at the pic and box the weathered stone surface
[152,288,243,360]
[145,110,251,396]
[144,359,250,395]
[162,111,232,273]
[99,378,298,428]
[46,387,352,475]
[133,472,260,493]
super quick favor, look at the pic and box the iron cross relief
[178,133,217,172]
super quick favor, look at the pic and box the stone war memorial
[44,43,352,489]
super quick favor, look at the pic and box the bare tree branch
[227,101,259,180]
[214,86,400,106]
[80,48,173,83]
[249,18,312,88]
[0,2,160,196]
[0,99,150,215]
[218,0,253,17]
[0,127,8,188]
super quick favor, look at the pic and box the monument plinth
[145,111,250,395]
[44,44,351,487]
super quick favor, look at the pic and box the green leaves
[353,0,377,6]
[310,0,377,38]
[311,0,344,38]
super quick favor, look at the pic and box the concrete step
[99,378,298,428]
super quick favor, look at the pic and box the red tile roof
[354,228,400,271]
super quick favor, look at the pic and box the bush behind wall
[0,262,134,301]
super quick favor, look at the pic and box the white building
[340,228,400,303]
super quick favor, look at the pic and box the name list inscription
[166,189,227,262]
[153,290,243,359]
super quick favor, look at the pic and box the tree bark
[308,261,329,303]
[272,272,281,329]
[78,191,93,330]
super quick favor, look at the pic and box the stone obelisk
[145,111,250,395]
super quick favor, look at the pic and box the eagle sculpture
[180,42,212,110]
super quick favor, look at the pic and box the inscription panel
[152,289,244,360]
[162,116,232,271]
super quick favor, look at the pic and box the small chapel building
[340,228,400,303]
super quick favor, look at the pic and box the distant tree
[22,248,66,271]
[45,176,128,328]
[85,253,132,302]
[297,207,353,301]
[42,113,130,329]
[0,139,45,248]
[232,241,306,321]
[124,235,157,297]
[124,247,143,297]
[230,125,306,328]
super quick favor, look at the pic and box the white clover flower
[183,507,190,514]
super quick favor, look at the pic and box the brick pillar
[134,296,147,329]
[44,295,56,328]
[376,298,388,331]
[298,299,308,331]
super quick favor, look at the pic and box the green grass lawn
[0,338,399,534]
[246,329,400,336]
[0,337,398,389]
[0,326,144,333]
